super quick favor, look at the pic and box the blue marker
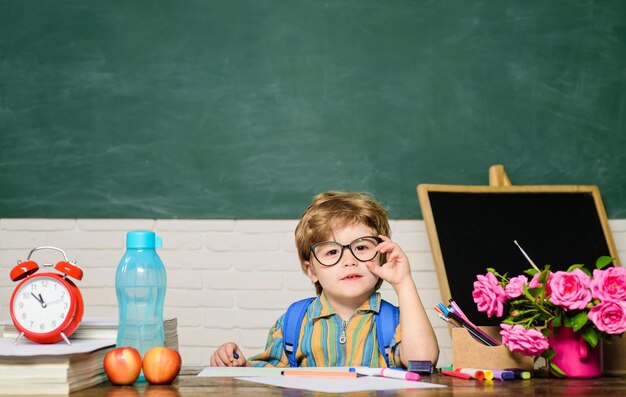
[437,303,450,315]
[491,369,515,380]
[233,352,240,360]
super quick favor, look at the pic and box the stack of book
[0,317,179,395]
[2,317,179,350]
[164,317,179,351]
[0,338,115,395]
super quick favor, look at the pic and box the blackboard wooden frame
[417,183,620,326]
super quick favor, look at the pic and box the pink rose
[505,275,529,299]
[590,267,626,302]
[473,272,507,318]
[500,323,549,356]
[548,269,592,310]
[529,272,552,297]
[588,301,626,334]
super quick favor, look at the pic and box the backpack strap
[282,297,400,367]
[376,299,400,367]
[282,297,315,367]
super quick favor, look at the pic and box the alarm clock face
[11,275,74,335]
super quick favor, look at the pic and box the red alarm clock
[9,246,84,344]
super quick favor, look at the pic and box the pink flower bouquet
[473,256,626,376]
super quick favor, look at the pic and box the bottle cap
[126,230,163,249]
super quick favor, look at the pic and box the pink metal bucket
[548,326,602,378]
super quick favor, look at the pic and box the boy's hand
[209,342,247,367]
[365,235,412,289]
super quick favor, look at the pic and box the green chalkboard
[1,1,626,218]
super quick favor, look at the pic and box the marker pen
[461,368,494,380]
[441,369,471,379]
[354,367,420,381]
[456,368,485,380]
[505,368,532,379]
[491,369,514,380]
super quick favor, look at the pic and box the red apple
[142,347,182,385]
[103,346,142,385]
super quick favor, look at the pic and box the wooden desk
[71,367,626,396]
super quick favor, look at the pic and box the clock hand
[30,292,45,306]
[39,293,48,308]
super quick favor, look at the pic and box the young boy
[209,191,438,368]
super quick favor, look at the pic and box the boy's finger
[213,356,224,367]
[218,349,233,365]
[211,355,225,367]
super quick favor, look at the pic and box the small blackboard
[417,184,620,326]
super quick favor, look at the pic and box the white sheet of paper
[197,366,354,377]
[0,337,115,357]
[197,366,446,392]
[237,376,446,393]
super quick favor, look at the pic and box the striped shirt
[248,292,402,368]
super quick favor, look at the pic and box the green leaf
[563,316,573,327]
[486,267,496,274]
[541,327,551,337]
[567,264,585,272]
[566,264,591,276]
[572,312,588,332]
[596,256,614,269]
[524,268,539,276]
[542,349,556,360]
[551,315,562,328]
[582,327,599,348]
[522,285,536,302]
[538,267,551,284]
[549,362,567,377]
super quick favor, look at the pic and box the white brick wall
[2,218,626,368]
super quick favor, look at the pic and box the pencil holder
[451,326,534,370]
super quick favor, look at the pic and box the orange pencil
[281,370,358,378]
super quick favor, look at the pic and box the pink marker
[380,368,420,381]
[354,367,420,381]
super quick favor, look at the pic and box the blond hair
[294,191,391,294]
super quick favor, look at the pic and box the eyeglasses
[309,236,383,267]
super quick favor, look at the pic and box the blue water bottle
[116,230,167,373]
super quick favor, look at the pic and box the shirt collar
[311,291,382,320]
